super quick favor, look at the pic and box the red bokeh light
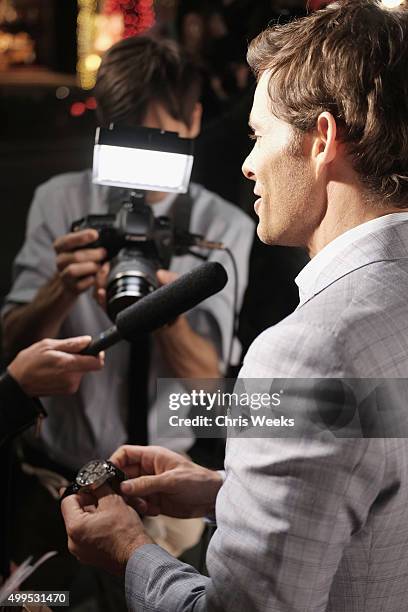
[70,102,86,117]
[103,0,155,37]
[85,97,97,110]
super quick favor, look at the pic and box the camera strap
[171,190,193,247]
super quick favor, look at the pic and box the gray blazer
[126,221,408,611]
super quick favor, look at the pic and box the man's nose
[242,154,255,181]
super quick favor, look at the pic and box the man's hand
[110,445,223,518]
[54,229,107,296]
[94,260,110,310]
[157,269,179,286]
[61,484,152,576]
[2,231,108,358]
[7,336,104,396]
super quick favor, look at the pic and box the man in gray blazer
[61,1,408,610]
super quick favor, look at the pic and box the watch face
[76,460,109,488]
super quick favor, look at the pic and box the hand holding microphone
[8,336,104,397]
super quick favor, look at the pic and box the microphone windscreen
[116,261,228,340]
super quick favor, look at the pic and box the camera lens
[107,273,154,320]
[106,251,159,321]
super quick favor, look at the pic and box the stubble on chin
[257,159,314,247]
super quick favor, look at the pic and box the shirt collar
[295,212,408,306]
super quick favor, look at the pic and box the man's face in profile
[242,71,322,247]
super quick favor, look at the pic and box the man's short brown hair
[247,0,408,207]
[94,36,202,129]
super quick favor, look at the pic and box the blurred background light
[55,86,70,100]
[381,0,405,6]
[70,101,86,117]
[84,53,101,71]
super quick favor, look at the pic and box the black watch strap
[60,482,81,502]
[106,461,126,494]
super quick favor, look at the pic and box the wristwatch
[60,459,126,502]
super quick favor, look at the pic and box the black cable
[223,247,239,373]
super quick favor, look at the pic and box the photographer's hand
[54,229,107,296]
[110,445,223,518]
[93,261,110,311]
[3,231,107,360]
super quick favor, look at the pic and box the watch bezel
[75,459,113,491]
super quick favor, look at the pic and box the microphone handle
[81,326,122,356]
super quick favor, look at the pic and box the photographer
[2,36,253,605]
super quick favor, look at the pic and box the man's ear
[311,112,338,175]
[188,103,203,138]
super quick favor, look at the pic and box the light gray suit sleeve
[126,544,210,612]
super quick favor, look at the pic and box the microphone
[82,261,228,356]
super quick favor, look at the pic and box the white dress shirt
[296,212,408,306]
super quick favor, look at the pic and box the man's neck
[307,182,405,258]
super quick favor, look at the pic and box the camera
[72,192,175,321]
[72,125,217,321]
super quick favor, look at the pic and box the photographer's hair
[247,0,408,207]
[94,36,203,129]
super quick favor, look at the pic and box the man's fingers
[92,482,123,509]
[121,465,143,479]
[110,445,146,469]
[60,261,101,280]
[61,493,87,530]
[54,230,99,254]
[77,491,98,512]
[50,336,93,353]
[56,248,107,271]
[95,288,107,310]
[95,262,110,288]
[120,474,167,499]
[64,352,105,373]
[47,336,104,370]
[156,269,179,286]
[110,444,170,469]
[130,497,148,515]
[78,491,96,511]
[124,496,160,517]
